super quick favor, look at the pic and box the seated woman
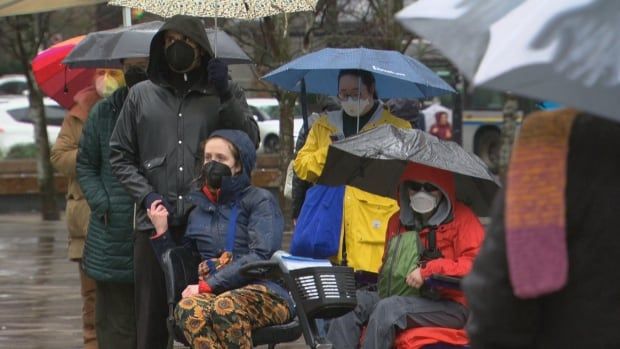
[147,129,294,348]
[326,163,484,349]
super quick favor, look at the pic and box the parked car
[247,98,304,154]
[0,95,65,155]
[0,74,28,95]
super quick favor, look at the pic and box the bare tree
[224,5,331,225]
[1,14,59,220]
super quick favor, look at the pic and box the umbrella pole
[301,78,309,134]
[122,7,132,27]
[213,2,219,58]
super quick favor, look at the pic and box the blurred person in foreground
[109,15,259,349]
[51,68,125,349]
[77,57,150,349]
[463,108,620,348]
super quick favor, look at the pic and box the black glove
[207,58,230,99]
[144,192,174,213]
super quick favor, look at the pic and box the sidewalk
[0,213,305,349]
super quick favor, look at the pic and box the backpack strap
[422,226,443,261]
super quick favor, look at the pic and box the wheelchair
[161,247,358,348]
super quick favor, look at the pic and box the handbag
[290,184,345,258]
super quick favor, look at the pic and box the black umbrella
[63,21,252,68]
[317,124,501,217]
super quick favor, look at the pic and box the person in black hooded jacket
[109,15,259,349]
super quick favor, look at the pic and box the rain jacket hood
[208,129,256,202]
[148,15,213,86]
[397,162,456,228]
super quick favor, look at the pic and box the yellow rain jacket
[294,103,411,273]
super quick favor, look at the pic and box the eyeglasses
[337,93,363,101]
[408,182,438,192]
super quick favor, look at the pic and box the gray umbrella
[470,0,620,122]
[317,124,500,217]
[397,0,620,122]
[395,0,525,80]
[63,20,252,68]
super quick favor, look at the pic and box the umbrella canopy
[63,21,252,68]
[317,124,500,217]
[0,0,105,16]
[395,0,525,80]
[396,0,620,122]
[471,0,620,122]
[108,0,317,19]
[32,35,95,110]
[262,47,455,99]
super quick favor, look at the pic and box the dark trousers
[95,281,136,349]
[134,227,183,349]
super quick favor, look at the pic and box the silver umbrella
[317,124,500,217]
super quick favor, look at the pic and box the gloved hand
[207,58,230,99]
[144,192,173,213]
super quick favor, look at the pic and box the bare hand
[182,284,200,298]
[406,267,424,289]
[146,200,168,235]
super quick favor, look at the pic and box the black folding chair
[161,246,303,349]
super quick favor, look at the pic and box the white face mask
[341,97,370,117]
[409,191,439,214]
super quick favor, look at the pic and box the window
[0,81,28,95]
[6,106,66,126]
[467,88,506,110]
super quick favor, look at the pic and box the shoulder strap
[422,226,443,260]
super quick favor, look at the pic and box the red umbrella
[32,35,95,109]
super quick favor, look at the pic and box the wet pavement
[0,213,306,349]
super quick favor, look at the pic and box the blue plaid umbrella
[262,47,455,99]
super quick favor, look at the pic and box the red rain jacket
[384,162,484,306]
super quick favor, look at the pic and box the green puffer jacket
[77,87,134,283]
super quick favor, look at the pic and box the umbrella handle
[214,16,218,58]
[301,78,308,134]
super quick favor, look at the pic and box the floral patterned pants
[175,284,292,349]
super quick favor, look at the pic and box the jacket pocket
[345,186,399,244]
[142,155,168,195]
[143,155,166,171]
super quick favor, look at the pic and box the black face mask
[202,161,232,189]
[165,41,197,73]
[124,66,148,88]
